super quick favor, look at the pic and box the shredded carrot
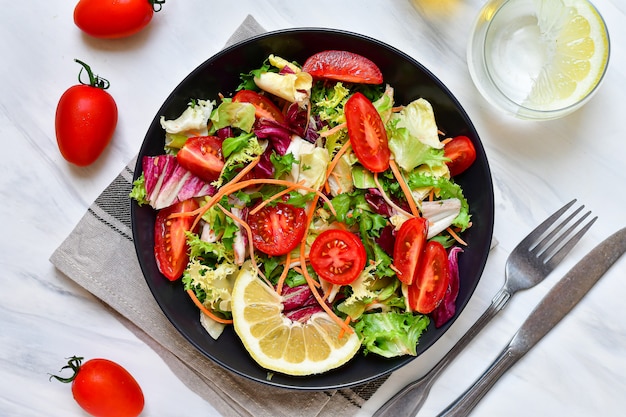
[186,289,233,324]
[441,137,454,145]
[178,177,336,230]
[319,122,347,138]
[216,204,270,285]
[389,159,420,217]
[299,243,353,334]
[276,252,291,295]
[249,180,304,215]
[324,140,352,193]
[373,172,412,218]
[389,264,402,275]
[338,316,352,339]
[447,227,468,246]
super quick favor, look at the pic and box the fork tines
[527,199,598,268]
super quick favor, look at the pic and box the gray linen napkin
[50,15,386,417]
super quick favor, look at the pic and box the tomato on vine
[74,0,166,39]
[50,356,144,417]
[55,59,118,166]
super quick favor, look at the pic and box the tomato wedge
[176,136,225,182]
[309,229,367,285]
[247,203,307,256]
[154,199,199,281]
[345,92,390,173]
[408,241,450,314]
[302,50,383,84]
[233,89,285,123]
[393,217,429,285]
[444,135,477,177]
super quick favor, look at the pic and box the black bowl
[131,28,494,390]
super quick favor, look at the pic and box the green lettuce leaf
[354,312,430,358]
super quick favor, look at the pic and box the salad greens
[131,52,472,359]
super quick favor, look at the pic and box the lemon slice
[231,262,361,376]
[525,0,609,110]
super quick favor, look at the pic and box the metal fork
[373,199,597,417]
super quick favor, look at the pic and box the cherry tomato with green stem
[74,0,166,39]
[55,59,118,166]
[50,356,144,417]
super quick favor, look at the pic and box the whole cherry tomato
[74,0,165,39]
[55,60,118,166]
[50,356,144,417]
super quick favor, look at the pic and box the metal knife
[437,227,626,417]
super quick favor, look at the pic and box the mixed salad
[130,50,476,360]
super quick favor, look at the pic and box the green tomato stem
[75,59,110,90]
[48,356,84,384]
[150,0,166,12]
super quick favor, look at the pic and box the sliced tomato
[345,92,390,173]
[408,241,450,314]
[154,199,199,281]
[247,203,307,256]
[309,229,367,285]
[233,90,285,123]
[444,135,477,177]
[176,136,225,182]
[302,50,383,84]
[393,217,429,285]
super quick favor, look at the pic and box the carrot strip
[216,204,270,285]
[182,177,336,230]
[441,137,454,146]
[276,252,291,295]
[299,243,353,334]
[324,140,352,193]
[319,122,347,138]
[186,289,233,324]
[338,316,352,339]
[249,181,304,215]
[389,159,420,217]
[373,172,412,218]
[447,227,468,246]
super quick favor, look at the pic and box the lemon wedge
[525,0,609,110]
[231,262,361,376]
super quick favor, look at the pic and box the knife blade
[438,227,626,417]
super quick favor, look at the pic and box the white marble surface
[2,0,625,416]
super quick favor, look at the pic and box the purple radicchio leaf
[365,189,393,216]
[432,246,464,328]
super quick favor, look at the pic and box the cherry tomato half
[50,356,144,417]
[309,229,367,285]
[176,135,225,183]
[247,203,307,256]
[55,60,118,167]
[74,0,164,39]
[302,50,383,84]
[345,92,390,173]
[444,135,477,177]
[408,241,450,314]
[233,90,285,123]
[154,199,199,281]
[393,217,429,285]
